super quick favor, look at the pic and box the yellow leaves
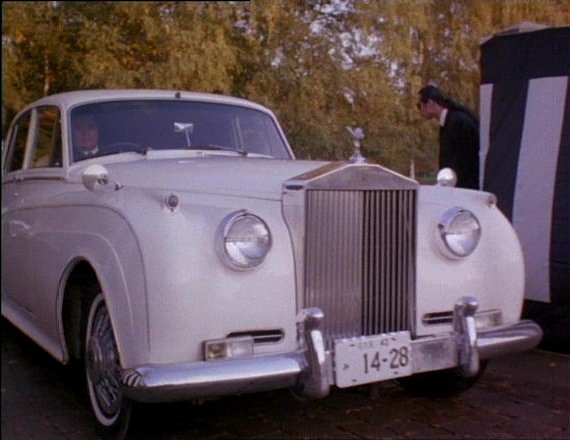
[3,1,566,174]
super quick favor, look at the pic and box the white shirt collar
[81,147,99,156]
[439,108,448,127]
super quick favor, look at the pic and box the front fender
[416,186,525,335]
[123,190,298,365]
[55,205,148,368]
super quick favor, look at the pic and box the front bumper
[122,298,542,403]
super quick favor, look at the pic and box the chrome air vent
[227,330,284,344]
[422,311,454,326]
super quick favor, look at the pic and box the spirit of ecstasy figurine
[346,126,367,163]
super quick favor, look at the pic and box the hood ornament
[346,126,367,164]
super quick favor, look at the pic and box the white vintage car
[2,90,542,436]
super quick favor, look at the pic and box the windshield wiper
[89,147,149,159]
[187,144,247,156]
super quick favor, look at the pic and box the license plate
[334,332,412,388]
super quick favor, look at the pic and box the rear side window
[6,111,31,172]
[31,107,62,168]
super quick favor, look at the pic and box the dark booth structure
[479,23,569,352]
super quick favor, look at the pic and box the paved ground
[2,318,569,439]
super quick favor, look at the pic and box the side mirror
[436,168,457,187]
[82,164,119,192]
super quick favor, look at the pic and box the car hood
[91,155,330,200]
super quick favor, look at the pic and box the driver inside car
[72,114,100,161]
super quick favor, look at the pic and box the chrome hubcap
[87,301,122,417]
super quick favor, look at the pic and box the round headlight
[216,211,272,270]
[438,207,481,258]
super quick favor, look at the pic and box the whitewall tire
[84,293,132,437]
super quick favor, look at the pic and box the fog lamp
[204,336,254,361]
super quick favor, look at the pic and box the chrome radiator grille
[303,189,416,348]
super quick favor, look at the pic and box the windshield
[69,100,292,162]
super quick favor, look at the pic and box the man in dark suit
[72,114,100,162]
[418,85,480,189]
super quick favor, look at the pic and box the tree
[3,0,569,178]
[2,2,83,128]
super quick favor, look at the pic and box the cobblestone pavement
[2,318,569,439]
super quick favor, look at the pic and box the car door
[2,106,65,339]
[2,109,34,314]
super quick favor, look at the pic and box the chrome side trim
[9,175,66,182]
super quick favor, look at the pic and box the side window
[31,107,62,168]
[6,111,31,172]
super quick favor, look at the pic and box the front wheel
[84,293,132,437]
[398,362,488,397]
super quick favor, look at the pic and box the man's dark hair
[419,84,479,124]
[419,85,445,105]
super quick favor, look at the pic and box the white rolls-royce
[1,90,542,437]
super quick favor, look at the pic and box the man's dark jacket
[439,109,480,189]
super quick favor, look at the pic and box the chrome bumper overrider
[122,298,542,403]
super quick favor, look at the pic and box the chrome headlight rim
[215,210,272,271]
[438,207,481,258]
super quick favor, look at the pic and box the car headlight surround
[216,210,272,270]
[438,207,481,258]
